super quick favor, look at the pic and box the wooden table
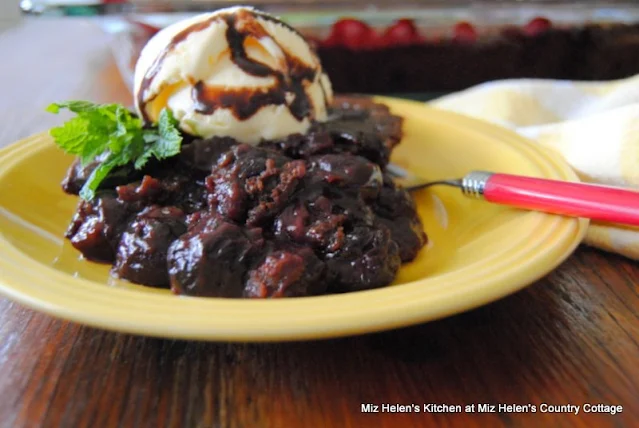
[1,19,637,428]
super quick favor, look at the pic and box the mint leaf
[135,110,181,169]
[48,101,183,201]
[150,109,182,158]
[80,144,143,201]
[48,101,120,166]
[48,100,106,114]
[49,116,90,155]
[46,104,61,114]
[79,156,118,201]
[133,150,154,170]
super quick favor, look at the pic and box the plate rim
[0,97,588,341]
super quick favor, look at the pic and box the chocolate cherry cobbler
[50,7,427,298]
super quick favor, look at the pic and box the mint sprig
[47,101,182,200]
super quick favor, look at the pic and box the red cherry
[381,19,423,46]
[453,22,477,43]
[324,19,377,49]
[524,17,552,36]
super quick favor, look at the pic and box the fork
[387,164,639,226]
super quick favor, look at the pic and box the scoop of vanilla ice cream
[134,6,333,144]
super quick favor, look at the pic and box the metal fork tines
[386,164,462,192]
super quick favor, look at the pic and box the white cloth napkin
[431,75,639,260]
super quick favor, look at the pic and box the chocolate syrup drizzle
[137,8,329,127]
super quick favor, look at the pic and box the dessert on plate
[49,6,427,298]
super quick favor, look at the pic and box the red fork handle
[475,173,639,226]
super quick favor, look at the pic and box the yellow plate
[0,97,587,341]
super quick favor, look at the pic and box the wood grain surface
[0,19,637,428]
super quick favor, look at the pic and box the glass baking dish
[20,1,639,95]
